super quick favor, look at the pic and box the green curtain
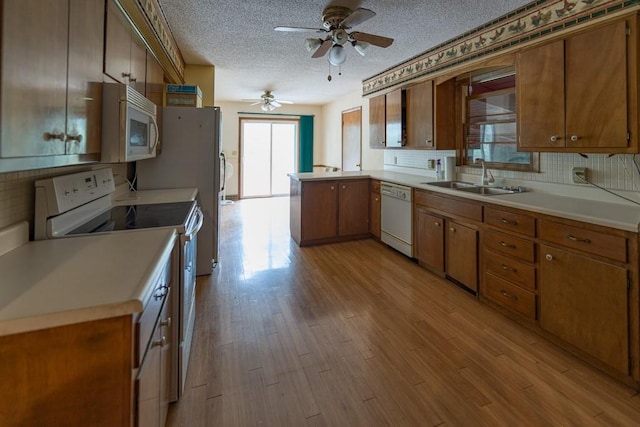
[299,115,313,172]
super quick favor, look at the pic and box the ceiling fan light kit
[242,90,293,112]
[275,6,394,78]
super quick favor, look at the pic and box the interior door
[342,107,362,171]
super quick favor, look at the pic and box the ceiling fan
[274,5,394,68]
[242,90,293,112]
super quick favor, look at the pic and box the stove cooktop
[67,201,195,235]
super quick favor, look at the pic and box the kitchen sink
[455,186,516,195]
[421,180,476,189]
[423,180,525,196]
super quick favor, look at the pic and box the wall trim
[362,0,639,96]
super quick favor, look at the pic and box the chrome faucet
[476,158,495,186]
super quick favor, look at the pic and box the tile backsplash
[0,163,129,231]
[384,149,640,194]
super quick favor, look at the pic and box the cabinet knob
[449,227,455,232]
[549,135,559,143]
[342,185,346,190]
[570,135,580,142]
[44,132,65,141]
[160,317,172,328]
[375,197,379,201]
[330,185,335,190]
[66,134,83,143]
[545,254,553,261]
[434,222,440,227]
[152,336,167,348]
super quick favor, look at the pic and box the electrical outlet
[572,167,587,183]
[393,156,398,165]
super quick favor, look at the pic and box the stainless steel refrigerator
[137,106,223,275]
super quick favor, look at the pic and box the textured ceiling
[158,0,531,105]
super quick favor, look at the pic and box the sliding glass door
[241,119,298,198]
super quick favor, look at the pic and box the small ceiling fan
[242,90,293,112]
[274,5,394,67]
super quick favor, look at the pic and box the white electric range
[33,167,200,401]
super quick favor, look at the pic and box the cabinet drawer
[484,250,535,291]
[484,206,535,237]
[136,265,170,366]
[484,230,535,262]
[415,191,482,222]
[484,273,536,319]
[539,220,627,263]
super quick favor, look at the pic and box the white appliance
[137,106,223,275]
[33,168,203,403]
[380,181,413,257]
[101,83,159,163]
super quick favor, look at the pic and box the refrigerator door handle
[149,114,160,154]
[220,151,226,192]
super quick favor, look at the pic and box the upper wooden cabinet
[369,79,456,150]
[0,0,103,172]
[406,81,434,148]
[369,94,386,148]
[105,0,147,95]
[517,16,637,152]
[385,88,405,147]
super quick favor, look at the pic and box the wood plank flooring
[166,197,640,426]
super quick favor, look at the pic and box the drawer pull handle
[65,134,83,143]
[44,132,65,141]
[500,218,517,225]
[501,264,516,272]
[160,317,172,328]
[545,254,553,261]
[500,290,518,301]
[152,336,167,348]
[567,234,590,244]
[499,241,516,249]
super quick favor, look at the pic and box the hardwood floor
[167,197,640,426]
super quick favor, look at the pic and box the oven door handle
[184,207,204,241]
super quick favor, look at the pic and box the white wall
[215,101,323,197]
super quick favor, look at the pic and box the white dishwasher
[380,182,413,257]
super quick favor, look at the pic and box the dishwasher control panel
[381,182,412,202]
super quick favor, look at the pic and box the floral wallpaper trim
[362,0,638,96]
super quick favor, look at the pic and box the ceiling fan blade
[249,102,262,106]
[351,32,394,48]
[277,100,294,104]
[340,8,376,28]
[274,26,326,33]
[312,39,333,58]
[270,100,282,108]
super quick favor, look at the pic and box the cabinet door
[539,244,629,373]
[370,191,381,239]
[415,209,444,271]
[159,298,172,426]
[517,39,565,150]
[130,36,148,95]
[301,181,338,241]
[1,0,68,157]
[406,81,434,148]
[105,0,132,85]
[338,180,370,236]
[566,20,628,150]
[137,323,161,427]
[385,88,403,147]
[67,0,104,155]
[369,94,386,148]
[446,220,478,291]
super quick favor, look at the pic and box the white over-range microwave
[101,83,159,163]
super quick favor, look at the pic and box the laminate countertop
[0,228,176,336]
[289,171,640,232]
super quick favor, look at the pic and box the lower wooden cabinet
[415,207,444,271]
[539,243,629,374]
[446,219,478,292]
[290,178,370,246]
[370,179,381,239]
